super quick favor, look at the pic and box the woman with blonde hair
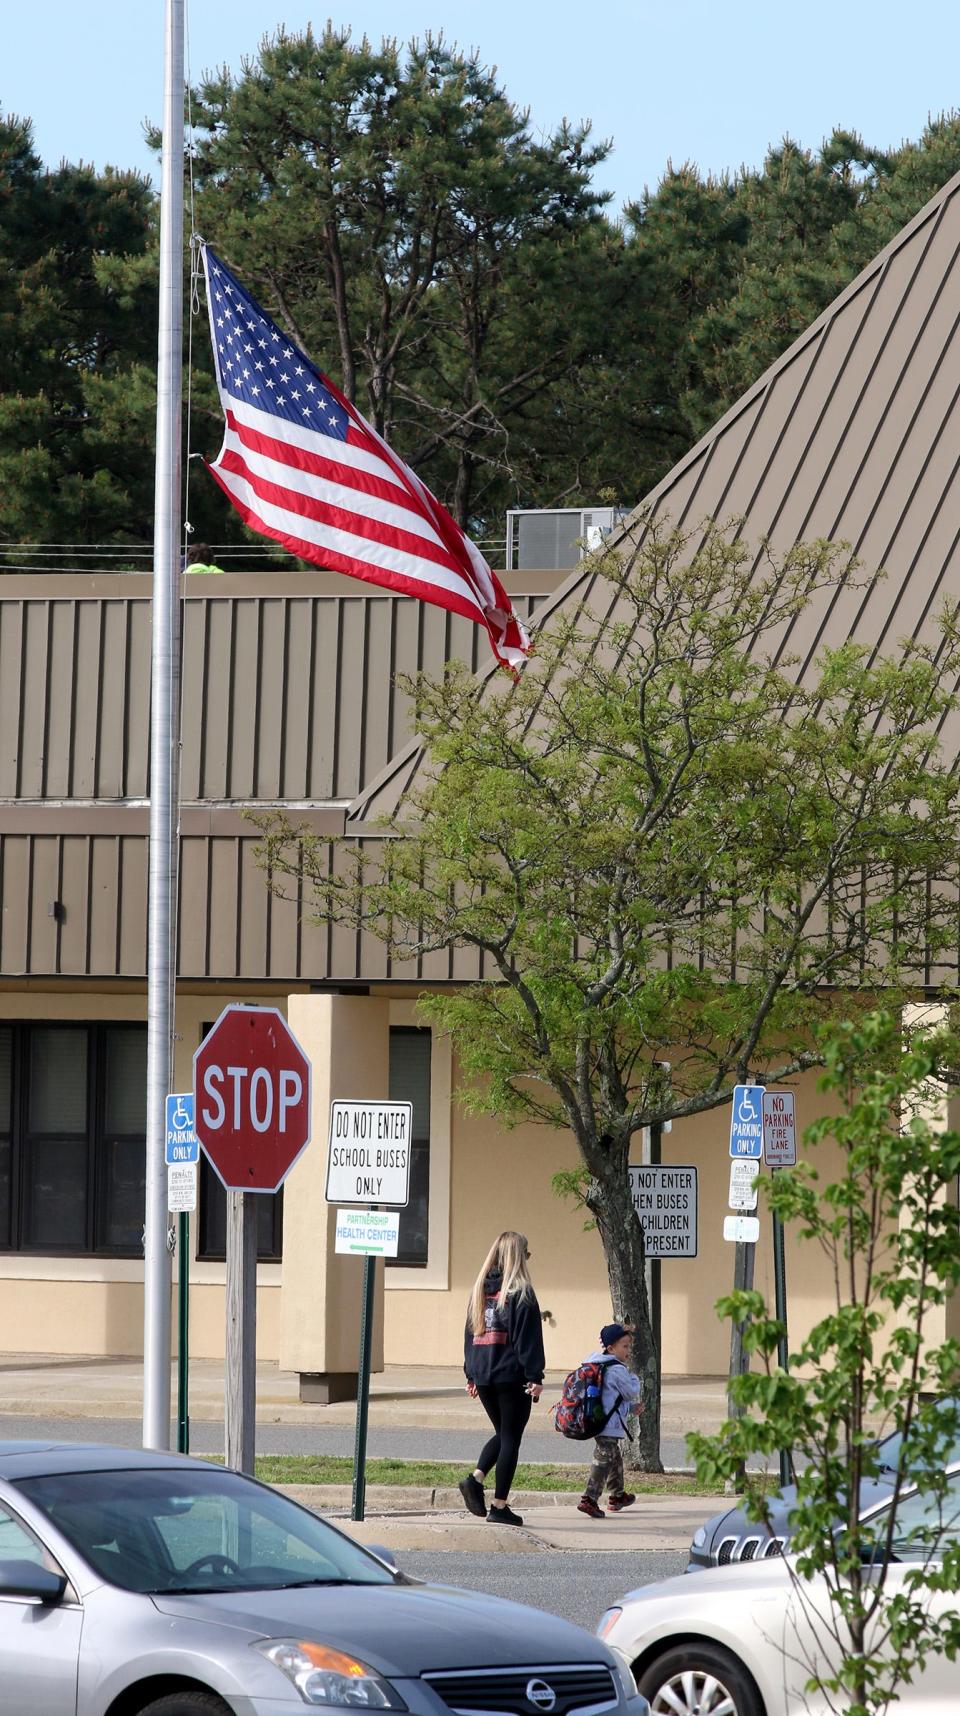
[459,1230,545,1527]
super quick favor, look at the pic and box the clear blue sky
[7,1,960,216]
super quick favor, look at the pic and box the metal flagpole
[143,0,185,1450]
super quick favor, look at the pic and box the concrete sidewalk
[307,1489,719,1554]
[0,1353,732,1552]
[0,1352,730,1435]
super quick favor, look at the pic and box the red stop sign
[193,1005,312,1192]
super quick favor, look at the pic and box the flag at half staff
[200,245,531,671]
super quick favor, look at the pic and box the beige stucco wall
[383,1081,610,1368]
[0,989,952,1381]
[384,1057,856,1377]
[279,993,388,1376]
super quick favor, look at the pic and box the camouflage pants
[584,1435,624,1502]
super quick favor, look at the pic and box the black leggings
[476,1383,533,1500]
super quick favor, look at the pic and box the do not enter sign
[193,1005,312,1192]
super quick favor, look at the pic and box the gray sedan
[0,1441,648,1716]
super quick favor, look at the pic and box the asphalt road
[393,1549,686,1629]
[0,1412,696,1468]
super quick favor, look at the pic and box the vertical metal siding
[229,600,261,798]
[0,576,565,979]
[2,583,551,813]
[278,598,312,797]
[116,837,148,974]
[58,836,90,974]
[28,836,59,971]
[238,838,270,977]
[0,604,23,797]
[0,839,29,971]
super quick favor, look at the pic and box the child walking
[577,1322,642,1518]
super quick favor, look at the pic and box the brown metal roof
[0,571,555,980]
[351,165,960,826]
[0,571,552,808]
[15,152,960,985]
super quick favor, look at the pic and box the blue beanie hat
[600,1322,628,1348]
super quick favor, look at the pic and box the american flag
[200,245,531,670]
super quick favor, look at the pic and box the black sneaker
[487,1505,524,1527]
[458,1474,486,1518]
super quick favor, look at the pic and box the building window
[196,1158,283,1261]
[0,1022,146,1256]
[195,1022,283,1262]
[386,1026,431,1270]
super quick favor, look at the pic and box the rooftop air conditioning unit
[505,507,626,572]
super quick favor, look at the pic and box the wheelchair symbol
[172,1096,192,1129]
[735,1088,759,1124]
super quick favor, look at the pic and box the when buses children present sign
[627,1165,698,1257]
[325,1100,412,1206]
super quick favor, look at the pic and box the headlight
[691,1526,706,1548]
[597,1606,623,1640]
[255,1640,408,1708]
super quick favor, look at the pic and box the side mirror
[0,1559,67,1604]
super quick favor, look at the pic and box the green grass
[216,1454,722,1493]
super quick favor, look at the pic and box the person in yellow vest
[185,543,225,573]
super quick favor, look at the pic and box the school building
[6,163,960,1391]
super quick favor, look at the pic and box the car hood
[705,1475,895,1543]
[150,1580,606,1673]
[622,1556,793,1608]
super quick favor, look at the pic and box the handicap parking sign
[165,1092,199,1164]
[729,1084,763,1158]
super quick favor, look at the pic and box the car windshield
[876,1400,960,1473]
[15,1465,397,1595]
[868,1471,960,1562]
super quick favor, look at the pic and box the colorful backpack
[552,1357,618,1440]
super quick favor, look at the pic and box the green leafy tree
[0,110,256,566]
[255,520,960,1470]
[616,164,749,488]
[0,111,160,560]
[690,1011,960,1716]
[188,25,616,532]
[828,112,960,275]
[639,120,960,455]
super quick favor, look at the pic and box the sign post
[763,1089,797,1490]
[193,1005,312,1474]
[165,1093,198,1454]
[324,1099,412,1522]
[727,1085,764,1486]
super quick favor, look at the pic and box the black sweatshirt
[464,1269,546,1387]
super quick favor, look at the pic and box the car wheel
[139,1695,232,1716]
[636,1643,763,1716]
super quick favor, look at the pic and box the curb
[277,1484,589,1511]
[277,1483,726,1516]
[276,1488,721,1555]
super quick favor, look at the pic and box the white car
[597,1467,960,1715]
